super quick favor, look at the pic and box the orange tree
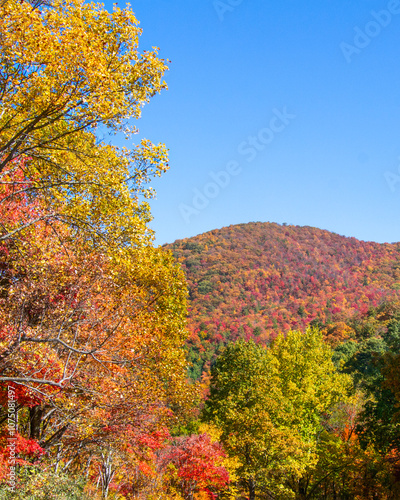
[0,0,196,495]
[0,184,192,495]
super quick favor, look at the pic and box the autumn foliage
[2,0,400,499]
[167,222,400,377]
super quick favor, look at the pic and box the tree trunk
[297,478,308,499]
[248,477,256,500]
[29,405,43,440]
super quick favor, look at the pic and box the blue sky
[104,0,400,245]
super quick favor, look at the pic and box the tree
[0,0,167,170]
[203,339,303,499]
[0,186,194,497]
[333,316,400,456]
[0,187,192,494]
[0,2,195,495]
[0,0,169,246]
[164,433,229,500]
[203,330,351,499]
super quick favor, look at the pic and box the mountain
[166,222,400,378]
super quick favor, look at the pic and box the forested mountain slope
[167,222,400,377]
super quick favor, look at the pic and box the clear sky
[104,0,400,245]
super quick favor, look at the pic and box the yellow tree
[0,1,196,495]
[0,0,169,246]
[203,330,351,500]
[0,0,167,167]
[268,329,352,498]
[203,339,305,500]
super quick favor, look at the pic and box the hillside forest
[2,1,400,499]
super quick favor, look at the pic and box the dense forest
[1,0,400,499]
[168,223,400,379]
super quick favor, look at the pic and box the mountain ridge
[166,222,400,377]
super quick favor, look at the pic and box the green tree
[203,330,351,499]
[334,320,400,454]
[203,339,301,499]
